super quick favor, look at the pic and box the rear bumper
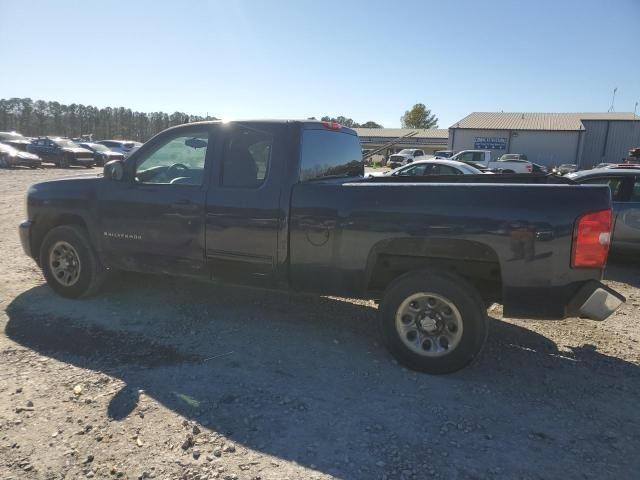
[503,280,625,321]
[567,280,625,321]
[14,158,42,168]
[19,220,34,259]
[73,157,95,165]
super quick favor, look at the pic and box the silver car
[567,167,640,253]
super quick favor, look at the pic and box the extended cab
[451,150,533,173]
[19,120,625,374]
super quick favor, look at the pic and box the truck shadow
[4,275,640,479]
[605,254,640,288]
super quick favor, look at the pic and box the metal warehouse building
[354,128,449,156]
[448,112,640,168]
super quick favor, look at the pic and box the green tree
[400,103,438,129]
[0,97,219,141]
[360,121,383,128]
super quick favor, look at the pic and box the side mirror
[104,159,124,181]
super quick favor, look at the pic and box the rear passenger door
[205,123,284,286]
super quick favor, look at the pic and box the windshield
[87,143,110,152]
[398,149,414,155]
[0,143,18,153]
[52,139,80,148]
[0,132,27,141]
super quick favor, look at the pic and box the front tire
[380,270,487,374]
[40,225,106,298]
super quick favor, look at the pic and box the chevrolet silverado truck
[19,120,625,374]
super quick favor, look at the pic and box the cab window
[431,164,461,175]
[134,129,209,186]
[396,164,429,176]
[579,177,625,201]
[221,126,273,188]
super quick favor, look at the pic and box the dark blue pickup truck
[19,120,625,373]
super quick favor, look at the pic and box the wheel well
[32,214,87,261]
[367,254,502,304]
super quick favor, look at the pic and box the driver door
[97,124,214,277]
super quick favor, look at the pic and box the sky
[1,0,639,128]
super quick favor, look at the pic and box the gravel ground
[1,166,639,480]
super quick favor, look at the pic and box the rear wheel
[380,270,487,374]
[40,225,106,298]
[501,169,514,174]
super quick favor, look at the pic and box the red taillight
[571,209,612,268]
[527,164,532,172]
[321,121,342,130]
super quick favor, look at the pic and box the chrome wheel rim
[49,241,81,287]
[395,292,463,357]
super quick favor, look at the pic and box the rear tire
[379,270,487,374]
[502,169,514,174]
[40,225,106,298]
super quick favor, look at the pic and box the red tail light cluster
[571,209,612,268]
[527,164,533,172]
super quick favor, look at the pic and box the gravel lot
[1,166,639,480]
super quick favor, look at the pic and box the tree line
[0,97,439,141]
[319,103,439,130]
[0,98,218,141]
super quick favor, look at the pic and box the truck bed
[289,178,611,319]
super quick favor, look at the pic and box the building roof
[451,112,640,131]
[354,128,449,139]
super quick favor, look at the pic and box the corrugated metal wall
[450,128,580,166]
[581,120,640,168]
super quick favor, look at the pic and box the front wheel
[380,271,487,374]
[40,225,106,298]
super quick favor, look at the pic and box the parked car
[19,120,624,374]
[449,150,533,173]
[95,140,143,157]
[28,137,95,168]
[433,150,454,159]
[77,142,125,166]
[369,159,484,177]
[0,142,42,168]
[387,148,427,168]
[552,164,577,175]
[0,131,32,151]
[566,168,640,253]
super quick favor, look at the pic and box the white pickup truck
[450,150,533,173]
[386,149,428,168]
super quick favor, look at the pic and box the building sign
[474,137,507,150]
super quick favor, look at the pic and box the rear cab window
[299,125,363,181]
